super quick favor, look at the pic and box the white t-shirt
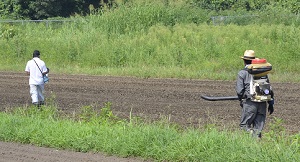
[25,57,48,85]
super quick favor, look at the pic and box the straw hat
[240,50,256,60]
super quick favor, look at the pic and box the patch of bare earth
[0,71,298,161]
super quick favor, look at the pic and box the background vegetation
[0,0,107,19]
[1,0,299,20]
[1,1,299,82]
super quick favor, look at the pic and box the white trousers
[30,84,45,104]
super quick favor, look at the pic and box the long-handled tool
[201,95,239,101]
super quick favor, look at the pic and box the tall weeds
[0,2,299,82]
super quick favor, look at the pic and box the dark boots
[32,101,45,109]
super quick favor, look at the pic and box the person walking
[235,50,274,139]
[25,50,49,107]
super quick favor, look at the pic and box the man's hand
[268,99,274,115]
[268,104,274,115]
[43,68,50,75]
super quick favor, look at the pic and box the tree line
[0,0,299,20]
[194,0,299,13]
[0,0,113,20]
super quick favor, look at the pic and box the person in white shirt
[25,50,49,107]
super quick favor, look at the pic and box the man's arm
[25,61,30,76]
[236,71,245,100]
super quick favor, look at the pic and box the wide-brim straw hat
[240,50,256,60]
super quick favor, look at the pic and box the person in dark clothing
[235,50,274,138]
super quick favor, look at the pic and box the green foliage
[0,2,299,82]
[87,2,209,36]
[0,24,17,40]
[264,117,286,143]
[1,0,299,20]
[290,134,300,153]
[78,102,121,124]
[0,0,104,20]
[193,0,299,14]
[1,19,300,82]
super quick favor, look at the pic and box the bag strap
[33,59,43,75]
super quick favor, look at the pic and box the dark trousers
[240,99,267,137]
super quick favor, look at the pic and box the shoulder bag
[33,59,49,83]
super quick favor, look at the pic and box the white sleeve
[25,61,30,72]
[41,62,48,73]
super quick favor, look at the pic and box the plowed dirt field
[0,71,299,161]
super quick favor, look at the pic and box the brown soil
[0,141,143,162]
[0,71,298,161]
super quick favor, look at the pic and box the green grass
[0,103,299,161]
[0,2,300,82]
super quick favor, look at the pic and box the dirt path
[0,141,144,162]
[0,71,299,161]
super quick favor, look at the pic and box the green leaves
[0,0,103,20]
[0,1,299,20]
[0,24,17,40]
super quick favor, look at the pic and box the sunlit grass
[0,102,299,161]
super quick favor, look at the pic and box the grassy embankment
[0,1,300,161]
[0,103,299,161]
